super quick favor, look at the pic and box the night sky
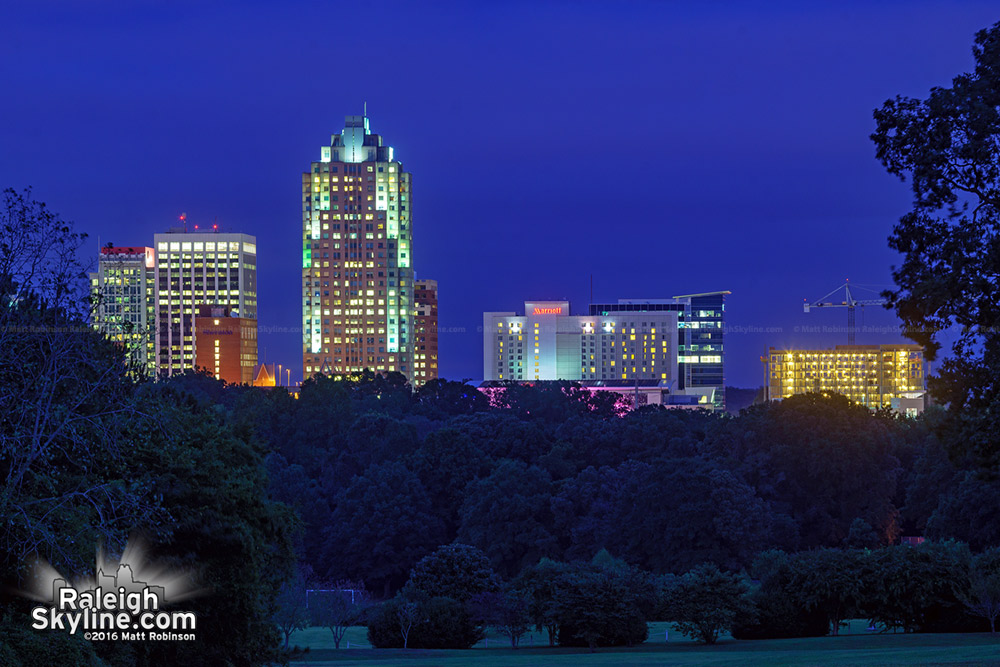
[2,1,996,387]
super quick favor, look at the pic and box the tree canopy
[872,20,1000,469]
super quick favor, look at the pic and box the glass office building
[153,231,258,376]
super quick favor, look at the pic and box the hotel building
[590,292,728,409]
[302,113,414,380]
[90,246,156,373]
[153,231,258,376]
[413,279,438,386]
[483,292,728,409]
[765,344,926,414]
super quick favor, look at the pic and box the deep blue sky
[2,1,996,387]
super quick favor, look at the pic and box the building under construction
[765,344,926,415]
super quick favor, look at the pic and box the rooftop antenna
[364,101,367,116]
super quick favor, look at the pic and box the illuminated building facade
[484,293,728,409]
[766,344,926,414]
[154,231,257,376]
[253,363,277,387]
[413,279,438,386]
[90,246,156,373]
[302,113,413,380]
[590,292,728,409]
[194,305,257,384]
[484,298,727,408]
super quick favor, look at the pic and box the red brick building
[413,279,438,386]
[194,305,257,384]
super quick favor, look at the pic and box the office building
[765,344,926,414]
[483,292,728,408]
[413,279,438,386]
[590,293,728,409]
[153,231,258,376]
[302,113,414,380]
[90,246,156,373]
[194,305,257,384]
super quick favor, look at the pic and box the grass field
[287,622,1000,666]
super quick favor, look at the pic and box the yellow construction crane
[803,280,888,345]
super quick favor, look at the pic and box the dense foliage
[245,379,998,592]
[872,20,1000,470]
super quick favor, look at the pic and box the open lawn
[287,622,1000,666]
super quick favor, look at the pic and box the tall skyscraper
[302,113,414,380]
[413,279,438,386]
[90,246,156,373]
[153,231,258,376]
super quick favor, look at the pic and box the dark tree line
[244,375,997,598]
[358,540,1000,651]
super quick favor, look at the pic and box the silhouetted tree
[872,20,1000,470]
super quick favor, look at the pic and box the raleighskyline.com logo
[21,537,201,642]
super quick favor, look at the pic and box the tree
[961,548,1000,633]
[550,563,649,651]
[871,20,1000,469]
[844,518,881,549]
[402,543,500,602]
[732,551,829,640]
[414,378,489,417]
[785,549,864,636]
[367,595,483,649]
[457,460,557,577]
[514,558,567,646]
[468,588,532,648]
[122,385,298,666]
[925,472,1000,549]
[963,571,1000,633]
[665,563,752,644]
[901,422,961,535]
[861,544,971,633]
[321,461,445,596]
[309,582,370,649]
[0,188,161,581]
[396,601,420,649]
[0,187,89,317]
[273,567,311,649]
[408,427,493,536]
[552,459,772,573]
[706,394,902,551]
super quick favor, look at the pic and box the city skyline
[3,2,997,386]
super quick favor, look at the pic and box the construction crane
[803,280,888,345]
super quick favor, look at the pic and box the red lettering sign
[532,307,562,315]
